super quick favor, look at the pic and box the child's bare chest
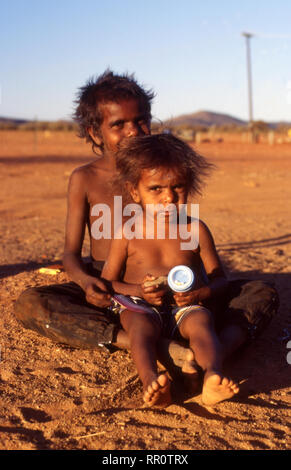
[126,238,200,276]
[87,175,113,208]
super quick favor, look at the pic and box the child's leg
[120,310,171,407]
[178,308,239,405]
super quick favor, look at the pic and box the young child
[101,134,240,408]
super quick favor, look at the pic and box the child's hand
[83,276,112,308]
[173,286,211,307]
[141,274,168,306]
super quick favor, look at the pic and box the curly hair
[114,133,214,202]
[73,69,155,153]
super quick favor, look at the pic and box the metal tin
[167,265,195,292]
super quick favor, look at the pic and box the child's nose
[163,188,175,204]
[125,122,139,137]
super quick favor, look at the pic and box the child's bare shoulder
[70,159,101,178]
[67,164,89,194]
[68,159,106,189]
[66,163,101,206]
[198,219,210,231]
[198,219,214,241]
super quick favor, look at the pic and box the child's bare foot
[201,372,239,405]
[143,374,172,408]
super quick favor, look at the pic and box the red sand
[0,132,290,450]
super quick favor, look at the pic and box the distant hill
[0,117,29,125]
[0,117,76,131]
[164,110,247,128]
[163,110,291,129]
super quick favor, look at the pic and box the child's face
[92,99,151,153]
[131,167,188,213]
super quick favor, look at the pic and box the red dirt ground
[0,131,290,450]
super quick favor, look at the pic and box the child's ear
[87,127,103,148]
[128,183,141,203]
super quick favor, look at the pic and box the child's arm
[63,169,111,307]
[174,220,228,307]
[102,236,167,304]
[101,234,143,297]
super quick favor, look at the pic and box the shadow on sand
[216,233,291,251]
[0,260,63,279]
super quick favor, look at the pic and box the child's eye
[149,186,161,192]
[111,121,124,129]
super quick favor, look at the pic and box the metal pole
[242,32,254,124]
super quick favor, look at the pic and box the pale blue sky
[1,0,291,122]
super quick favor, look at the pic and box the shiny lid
[167,265,195,292]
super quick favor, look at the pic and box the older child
[101,134,240,407]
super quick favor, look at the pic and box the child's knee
[179,307,214,337]
[186,307,213,324]
[120,311,160,335]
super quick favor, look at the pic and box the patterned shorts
[110,294,210,339]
